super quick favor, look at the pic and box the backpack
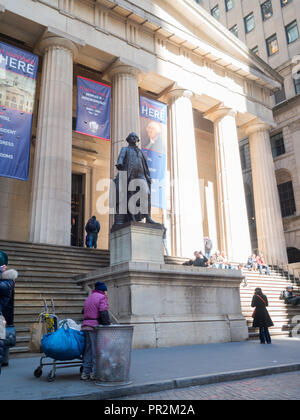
[87,219,97,233]
[280,290,289,300]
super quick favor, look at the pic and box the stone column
[244,121,287,263]
[107,59,141,178]
[168,88,204,257]
[30,35,78,245]
[206,105,252,263]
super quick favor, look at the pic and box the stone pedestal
[77,262,248,348]
[110,222,165,266]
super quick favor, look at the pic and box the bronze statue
[113,132,157,226]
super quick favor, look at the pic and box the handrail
[252,249,299,286]
[266,254,299,287]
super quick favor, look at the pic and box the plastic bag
[58,319,81,331]
[41,322,85,360]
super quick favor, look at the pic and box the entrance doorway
[71,173,85,247]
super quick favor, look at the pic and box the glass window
[286,20,299,44]
[274,87,286,104]
[278,181,296,218]
[244,13,255,33]
[211,5,220,20]
[251,46,259,55]
[261,0,273,21]
[294,72,300,95]
[266,34,279,56]
[229,24,238,37]
[225,0,234,12]
[270,132,285,157]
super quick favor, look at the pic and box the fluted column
[206,105,252,263]
[107,59,140,178]
[245,121,287,263]
[30,36,78,245]
[168,88,203,257]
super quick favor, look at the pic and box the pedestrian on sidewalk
[81,281,110,381]
[251,287,274,344]
[0,267,18,371]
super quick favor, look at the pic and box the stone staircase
[0,240,110,358]
[240,267,300,340]
[1,240,299,357]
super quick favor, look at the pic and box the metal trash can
[95,325,134,386]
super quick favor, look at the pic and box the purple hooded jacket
[81,290,109,329]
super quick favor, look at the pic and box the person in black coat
[251,287,274,344]
[0,268,17,369]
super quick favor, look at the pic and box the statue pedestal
[76,222,248,349]
[110,222,164,266]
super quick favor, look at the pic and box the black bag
[87,219,96,232]
[98,310,111,325]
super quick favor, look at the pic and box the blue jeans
[258,264,270,275]
[88,233,98,249]
[259,327,271,344]
[82,330,97,376]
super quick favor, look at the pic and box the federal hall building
[1,0,300,267]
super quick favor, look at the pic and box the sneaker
[80,372,90,380]
[90,373,96,381]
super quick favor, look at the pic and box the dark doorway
[287,247,300,264]
[71,174,85,247]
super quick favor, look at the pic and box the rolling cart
[33,299,83,382]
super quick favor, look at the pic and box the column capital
[242,118,274,136]
[104,58,143,82]
[166,85,194,104]
[204,103,236,123]
[35,27,85,59]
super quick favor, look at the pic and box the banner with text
[0,41,38,181]
[76,76,111,141]
[140,96,167,209]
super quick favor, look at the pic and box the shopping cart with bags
[33,299,85,382]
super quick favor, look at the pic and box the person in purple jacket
[81,281,110,380]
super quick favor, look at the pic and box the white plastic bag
[58,319,81,331]
[0,315,6,340]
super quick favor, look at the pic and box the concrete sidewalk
[1,338,300,400]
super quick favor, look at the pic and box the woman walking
[251,287,274,344]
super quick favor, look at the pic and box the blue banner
[0,42,38,181]
[140,96,167,209]
[76,76,111,141]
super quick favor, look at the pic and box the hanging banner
[76,76,111,141]
[140,96,167,209]
[0,42,38,181]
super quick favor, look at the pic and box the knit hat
[95,281,107,292]
[0,250,8,266]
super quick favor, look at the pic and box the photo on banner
[76,76,111,141]
[140,96,167,209]
[0,42,38,181]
